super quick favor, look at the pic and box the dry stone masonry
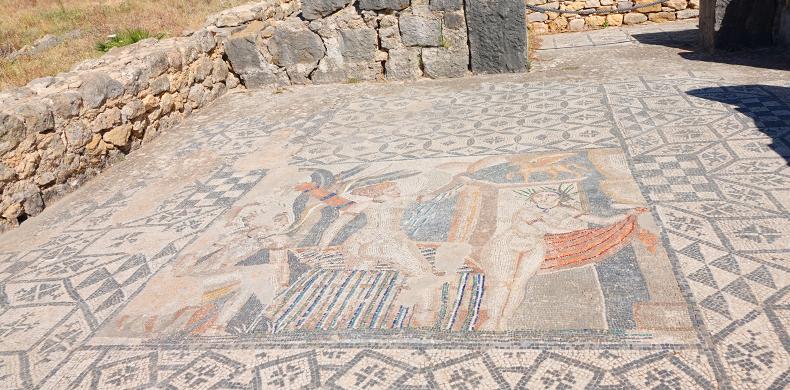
[0,0,530,231]
[223,0,485,86]
[526,0,700,33]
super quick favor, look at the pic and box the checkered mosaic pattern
[176,168,266,209]
[633,155,719,201]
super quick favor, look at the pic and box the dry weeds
[0,0,247,89]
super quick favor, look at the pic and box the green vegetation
[95,29,164,52]
[439,34,451,49]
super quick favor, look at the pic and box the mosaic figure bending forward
[478,184,651,331]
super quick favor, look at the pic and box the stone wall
[0,0,299,231]
[224,0,472,86]
[527,0,700,33]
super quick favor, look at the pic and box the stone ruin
[700,0,790,49]
[0,0,529,231]
[224,0,528,85]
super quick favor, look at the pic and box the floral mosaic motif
[539,368,578,389]
[0,312,39,339]
[643,368,683,388]
[723,331,778,384]
[734,224,782,244]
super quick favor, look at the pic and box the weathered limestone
[301,0,354,20]
[648,11,677,22]
[676,8,699,19]
[204,1,293,27]
[430,0,463,10]
[623,12,648,24]
[422,10,469,78]
[339,28,379,62]
[269,18,326,83]
[466,0,528,73]
[526,0,698,32]
[400,14,443,47]
[308,6,383,83]
[358,0,411,11]
[386,48,422,80]
[379,15,402,50]
[224,37,270,87]
[79,72,124,109]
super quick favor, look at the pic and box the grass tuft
[95,29,163,52]
[439,34,451,49]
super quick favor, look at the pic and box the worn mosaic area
[0,74,788,389]
[93,148,687,339]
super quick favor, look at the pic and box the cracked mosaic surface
[1,26,789,390]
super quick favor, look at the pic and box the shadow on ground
[631,29,699,50]
[632,29,790,71]
[687,85,790,166]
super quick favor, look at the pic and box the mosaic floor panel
[0,70,788,388]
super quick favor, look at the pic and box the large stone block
[339,28,378,62]
[311,57,348,84]
[64,122,92,150]
[224,35,282,88]
[302,0,354,20]
[269,19,326,83]
[385,48,422,80]
[358,0,410,11]
[676,9,699,19]
[269,20,326,68]
[665,0,688,10]
[430,0,463,11]
[465,0,528,74]
[648,11,676,23]
[344,61,384,81]
[50,92,82,119]
[623,12,648,25]
[399,15,442,47]
[224,35,262,73]
[0,113,25,156]
[79,72,124,109]
[379,15,402,50]
[422,47,469,78]
[16,102,54,134]
[310,34,347,84]
[422,16,469,78]
[633,0,661,13]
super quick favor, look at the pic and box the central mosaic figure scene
[102,148,692,341]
